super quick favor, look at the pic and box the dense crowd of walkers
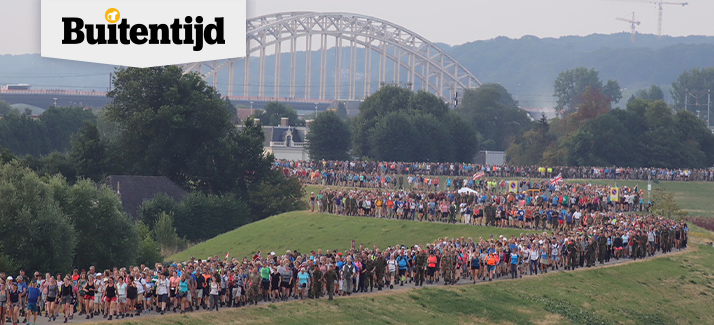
[277,160,714,183]
[0,210,688,325]
[0,160,699,324]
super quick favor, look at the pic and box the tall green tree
[0,162,76,273]
[49,178,139,269]
[506,115,557,165]
[455,84,531,150]
[636,85,665,102]
[254,102,301,126]
[69,121,109,182]
[105,66,258,194]
[306,111,352,161]
[671,67,714,112]
[40,106,97,153]
[553,67,622,117]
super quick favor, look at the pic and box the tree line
[305,66,714,168]
[0,66,306,274]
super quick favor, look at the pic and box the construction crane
[607,0,688,38]
[616,12,641,42]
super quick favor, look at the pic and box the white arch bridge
[182,12,481,102]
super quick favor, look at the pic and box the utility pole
[708,89,711,130]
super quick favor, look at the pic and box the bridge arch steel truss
[182,12,481,101]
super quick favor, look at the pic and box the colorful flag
[225,252,230,260]
[610,187,619,202]
[473,172,485,180]
[549,173,563,185]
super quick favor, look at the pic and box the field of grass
[101,245,714,325]
[168,211,532,262]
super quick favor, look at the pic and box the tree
[254,101,301,126]
[336,102,348,119]
[671,67,714,111]
[507,115,557,165]
[553,67,621,117]
[306,111,352,161]
[39,106,97,153]
[50,178,139,270]
[650,189,686,219]
[0,111,49,156]
[367,112,419,161]
[0,162,76,273]
[154,212,186,256]
[134,221,163,265]
[455,84,532,150]
[636,85,665,102]
[105,66,251,193]
[354,86,477,162]
[70,122,109,182]
[247,170,307,221]
[352,85,413,157]
[0,99,13,116]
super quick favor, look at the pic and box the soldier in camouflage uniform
[441,248,453,285]
[324,264,337,300]
[361,253,374,292]
[597,231,608,265]
[374,251,387,290]
[249,269,261,305]
[586,237,596,267]
[566,238,578,270]
[415,250,427,286]
[311,264,323,299]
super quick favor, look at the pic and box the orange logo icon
[105,8,120,23]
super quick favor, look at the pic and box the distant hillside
[1,33,712,108]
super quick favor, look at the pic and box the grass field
[168,212,533,262]
[101,245,714,325]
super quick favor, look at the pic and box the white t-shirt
[156,279,170,295]
[573,211,582,221]
[135,279,145,294]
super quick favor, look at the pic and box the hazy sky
[1,0,710,55]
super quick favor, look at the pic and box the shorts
[300,283,307,289]
[398,269,406,277]
[487,265,495,272]
[47,296,56,303]
[261,279,270,290]
[136,293,144,301]
[157,294,168,303]
[551,255,559,261]
[470,264,479,270]
[0,302,5,308]
[119,295,127,304]
[104,296,117,303]
[231,288,242,297]
[178,291,187,298]
[220,289,226,296]
[61,296,74,305]
[169,289,176,298]
[427,267,435,276]
[27,303,39,313]
[84,295,94,300]
[540,258,549,265]
[10,302,21,309]
[196,290,203,299]
[615,247,623,250]
[94,294,102,304]
[281,282,291,289]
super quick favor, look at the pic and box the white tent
[458,187,478,195]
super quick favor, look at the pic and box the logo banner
[41,0,246,67]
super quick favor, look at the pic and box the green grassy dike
[169,211,532,262]
[97,245,714,325]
